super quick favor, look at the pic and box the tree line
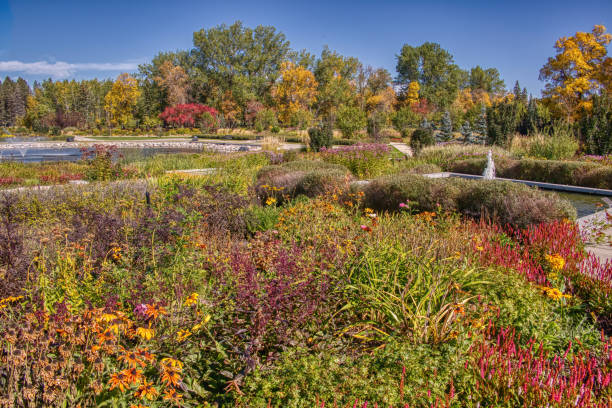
[1,21,611,152]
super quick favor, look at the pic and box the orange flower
[96,328,114,344]
[144,304,168,320]
[163,388,183,403]
[161,367,181,387]
[134,380,158,400]
[118,349,147,368]
[121,367,143,385]
[135,348,155,363]
[109,372,131,392]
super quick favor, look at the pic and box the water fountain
[482,149,495,180]
[18,147,28,158]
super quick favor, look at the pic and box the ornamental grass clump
[319,143,391,178]
[358,174,575,228]
[255,160,351,204]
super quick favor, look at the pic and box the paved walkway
[577,209,612,263]
[389,142,413,157]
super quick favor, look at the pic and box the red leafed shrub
[0,177,23,186]
[159,103,219,130]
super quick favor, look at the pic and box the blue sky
[0,0,610,95]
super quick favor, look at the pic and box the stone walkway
[577,209,612,263]
[389,142,413,157]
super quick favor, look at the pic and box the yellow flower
[475,245,484,252]
[160,357,184,371]
[183,292,199,307]
[545,253,565,271]
[265,197,277,206]
[135,327,155,340]
[134,380,158,400]
[176,329,192,342]
[192,314,211,332]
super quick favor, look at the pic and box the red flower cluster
[159,104,218,128]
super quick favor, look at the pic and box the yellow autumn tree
[274,61,318,123]
[366,86,396,113]
[104,73,141,128]
[404,81,420,105]
[540,25,612,120]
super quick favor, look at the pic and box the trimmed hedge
[357,173,576,228]
[255,160,351,204]
[450,158,612,189]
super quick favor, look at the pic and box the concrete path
[577,209,612,262]
[389,142,413,157]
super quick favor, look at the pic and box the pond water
[0,147,206,163]
[553,191,608,218]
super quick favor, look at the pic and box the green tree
[486,100,520,147]
[192,21,290,108]
[579,91,612,154]
[314,46,360,120]
[392,106,421,138]
[396,42,467,109]
[439,110,453,141]
[469,66,505,93]
[410,127,435,153]
[335,105,366,138]
[308,121,333,151]
[476,104,487,136]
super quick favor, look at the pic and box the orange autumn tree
[539,25,612,121]
[273,61,318,123]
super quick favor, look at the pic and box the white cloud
[0,60,140,78]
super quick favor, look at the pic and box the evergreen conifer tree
[476,104,487,137]
[439,110,453,141]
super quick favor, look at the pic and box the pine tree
[460,121,472,143]
[438,110,453,141]
[513,80,521,100]
[14,78,30,120]
[476,104,487,137]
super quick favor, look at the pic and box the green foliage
[512,130,578,160]
[438,110,453,141]
[192,21,291,105]
[254,108,278,132]
[396,42,467,109]
[409,127,435,154]
[486,100,521,147]
[366,111,387,140]
[308,122,333,151]
[335,104,366,138]
[580,92,612,155]
[392,106,420,137]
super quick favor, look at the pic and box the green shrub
[410,127,435,153]
[255,109,278,132]
[308,122,333,151]
[336,105,367,138]
[392,106,420,137]
[358,174,575,228]
[332,138,357,146]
